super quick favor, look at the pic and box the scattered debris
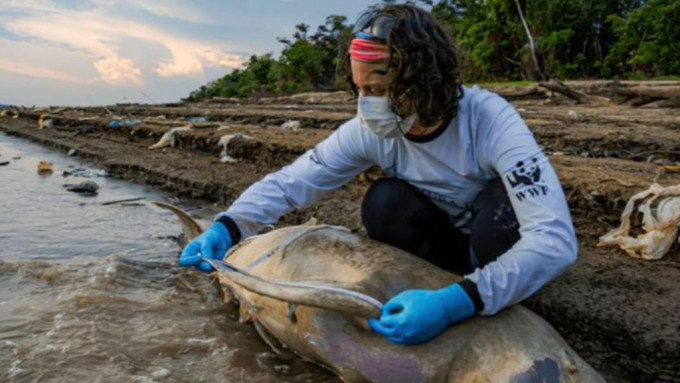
[567,110,580,120]
[38,115,53,130]
[66,180,99,196]
[218,134,253,163]
[101,197,145,206]
[109,119,141,129]
[62,167,109,178]
[145,119,220,128]
[37,161,53,175]
[151,368,171,379]
[209,96,240,104]
[598,178,638,188]
[12,156,21,160]
[187,117,209,124]
[149,125,192,150]
[663,164,680,173]
[281,120,301,131]
[598,183,680,260]
[67,148,77,157]
[0,110,7,117]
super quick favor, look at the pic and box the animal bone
[598,183,680,260]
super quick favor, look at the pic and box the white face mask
[357,96,416,139]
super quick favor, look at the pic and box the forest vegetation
[185,0,680,101]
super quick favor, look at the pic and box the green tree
[185,15,351,100]
[606,0,680,78]
[186,0,679,101]
[426,0,646,81]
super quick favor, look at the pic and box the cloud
[2,1,245,84]
[0,0,63,13]
[93,56,143,86]
[153,42,245,78]
[125,0,214,23]
[88,0,213,23]
[0,58,90,84]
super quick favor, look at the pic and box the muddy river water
[0,132,337,382]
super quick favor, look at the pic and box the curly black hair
[344,4,463,127]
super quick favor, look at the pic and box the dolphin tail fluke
[152,201,204,242]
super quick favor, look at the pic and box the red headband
[349,38,390,62]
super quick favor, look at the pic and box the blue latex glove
[178,222,232,273]
[368,284,475,345]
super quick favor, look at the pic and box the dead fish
[148,125,192,150]
[598,182,680,260]
[218,134,253,163]
[157,202,604,382]
[66,179,99,195]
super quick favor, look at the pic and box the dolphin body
[156,202,604,383]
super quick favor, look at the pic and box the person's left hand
[368,284,475,345]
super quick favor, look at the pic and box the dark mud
[2,86,679,382]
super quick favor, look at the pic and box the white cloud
[93,56,143,86]
[88,0,213,23]
[1,1,244,85]
[126,0,214,23]
[0,0,63,13]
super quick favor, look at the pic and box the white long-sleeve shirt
[219,86,577,315]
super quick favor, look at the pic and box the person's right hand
[178,222,232,272]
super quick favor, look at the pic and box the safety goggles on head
[352,8,396,42]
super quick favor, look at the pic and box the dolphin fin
[206,258,383,318]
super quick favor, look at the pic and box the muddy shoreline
[2,87,679,382]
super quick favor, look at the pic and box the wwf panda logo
[507,158,542,188]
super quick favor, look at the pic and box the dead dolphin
[155,201,604,382]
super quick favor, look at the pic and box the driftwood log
[539,79,610,105]
[613,86,680,107]
[493,86,548,100]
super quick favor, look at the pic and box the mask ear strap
[396,115,415,137]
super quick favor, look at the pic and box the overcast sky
[0,0,382,106]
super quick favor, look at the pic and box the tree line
[185,0,680,101]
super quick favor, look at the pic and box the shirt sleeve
[466,93,578,315]
[218,118,375,239]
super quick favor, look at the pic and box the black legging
[361,178,520,275]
